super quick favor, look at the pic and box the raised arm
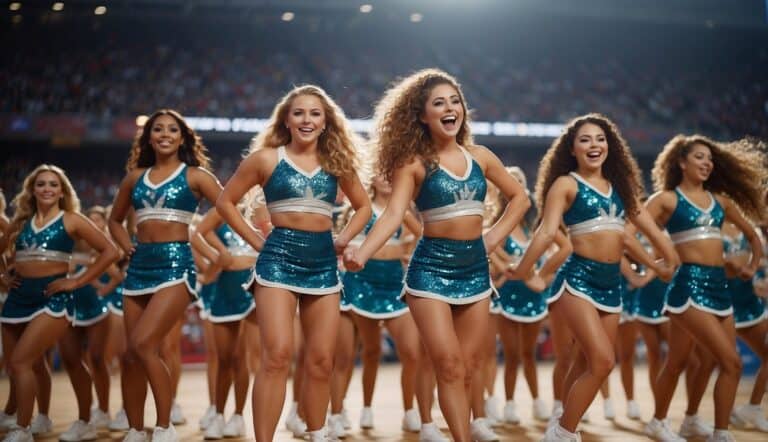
[537,228,573,284]
[216,152,266,252]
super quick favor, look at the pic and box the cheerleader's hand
[45,277,79,297]
[0,270,20,290]
[96,285,111,297]
[334,238,349,256]
[216,251,234,269]
[343,247,365,272]
[754,278,768,298]
[524,273,547,293]
[655,261,676,282]
[738,265,757,281]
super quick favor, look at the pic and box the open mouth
[298,127,314,134]
[440,115,458,131]
[586,151,602,160]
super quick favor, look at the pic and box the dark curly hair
[652,134,768,221]
[534,113,644,217]
[126,109,211,172]
[371,68,473,182]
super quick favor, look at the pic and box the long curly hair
[4,164,81,257]
[652,134,768,221]
[248,85,360,179]
[534,113,644,217]
[126,109,211,172]
[371,68,473,182]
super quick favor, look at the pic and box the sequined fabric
[404,236,492,304]
[563,173,625,236]
[196,281,217,319]
[342,259,408,319]
[551,254,622,313]
[131,164,199,226]
[255,227,341,295]
[216,224,258,257]
[69,265,108,326]
[207,269,256,322]
[620,277,638,323]
[0,274,72,323]
[665,263,730,315]
[263,146,337,217]
[14,212,74,263]
[414,146,487,223]
[497,236,547,321]
[123,241,197,298]
[636,278,669,323]
[667,188,724,244]
[730,277,766,327]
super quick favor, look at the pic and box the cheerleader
[509,114,678,442]
[217,85,371,441]
[490,167,571,425]
[108,109,222,442]
[724,220,768,431]
[193,207,258,439]
[344,69,530,442]
[644,135,766,442]
[0,165,119,442]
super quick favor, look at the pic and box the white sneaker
[222,414,245,438]
[503,400,520,424]
[307,427,330,442]
[30,414,53,435]
[626,400,641,420]
[679,414,714,438]
[198,405,216,431]
[59,420,98,441]
[645,418,685,442]
[285,402,298,431]
[548,404,563,431]
[151,424,177,442]
[286,414,307,438]
[327,414,347,439]
[419,422,448,442]
[533,398,550,422]
[484,396,503,425]
[122,429,148,442]
[340,408,352,430]
[109,409,130,432]
[402,408,421,432]
[203,414,224,440]
[170,403,186,426]
[0,412,16,431]
[470,418,500,442]
[731,404,768,431]
[359,407,374,429]
[89,408,110,429]
[2,426,34,442]
[541,424,581,442]
[706,430,736,442]
[603,398,615,420]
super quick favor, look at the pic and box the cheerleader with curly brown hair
[509,114,679,442]
[644,135,767,442]
[344,69,530,442]
[108,109,223,442]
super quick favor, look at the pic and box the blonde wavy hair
[652,134,768,221]
[371,68,473,182]
[248,85,360,179]
[4,164,81,257]
[535,113,644,217]
[126,109,211,172]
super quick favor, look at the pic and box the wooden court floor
[0,362,766,441]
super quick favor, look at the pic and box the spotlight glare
[94,5,106,15]
[360,4,372,13]
[410,13,423,23]
[9,3,21,11]
[282,11,294,22]
[52,2,64,11]
[136,115,149,127]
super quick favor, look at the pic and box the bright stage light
[410,13,423,23]
[136,115,148,127]
[94,6,106,15]
[282,11,294,22]
[360,4,373,13]
[9,3,21,11]
[52,2,64,12]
